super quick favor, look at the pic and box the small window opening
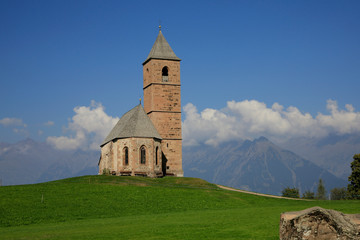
[155,147,159,165]
[124,147,129,165]
[140,146,146,164]
[162,66,169,82]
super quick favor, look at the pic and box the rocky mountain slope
[277,134,360,180]
[183,137,347,195]
[0,138,98,185]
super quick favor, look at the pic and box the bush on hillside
[102,168,111,175]
[330,187,347,200]
[282,187,300,198]
[302,190,315,199]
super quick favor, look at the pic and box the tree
[330,187,347,200]
[282,187,300,198]
[302,190,315,199]
[316,178,327,200]
[348,154,360,199]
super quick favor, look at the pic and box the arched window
[124,147,129,165]
[155,147,159,165]
[162,66,168,82]
[140,146,146,164]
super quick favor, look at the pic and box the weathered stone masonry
[142,35,183,177]
[99,28,183,177]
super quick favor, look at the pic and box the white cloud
[47,101,119,150]
[0,117,27,127]
[182,99,360,146]
[46,99,360,150]
[316,100,360,135]
[0,117,29,137]
[12,128,29,137]
[44,121,54,126]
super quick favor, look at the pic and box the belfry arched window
[162,66,168,82]
[124,147,129,165]
[140,146,146,164]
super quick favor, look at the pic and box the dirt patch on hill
[217,185,311,201]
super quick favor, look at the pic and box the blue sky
[1,0,360,146]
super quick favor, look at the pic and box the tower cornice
[143,82,181,90]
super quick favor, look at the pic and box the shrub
[302,190,315,199]
[102,168,111,175]
[330,187,347,200]
[282,187,299,198]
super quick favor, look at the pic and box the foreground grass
[0,175,359,239]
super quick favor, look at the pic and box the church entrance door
[161,152,167,176]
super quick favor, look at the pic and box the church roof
[101,104,162,146]
[143,30,181,65]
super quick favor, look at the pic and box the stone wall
[98,141,113,174]
[144,84,181,113]
[143,59,180,88]
[99,137,162,177]
[143,58,183,177]
[162,139,183,177]
[147,112,181,139]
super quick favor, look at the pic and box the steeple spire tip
[143,24,181,65]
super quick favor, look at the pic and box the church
[98,27,183,177]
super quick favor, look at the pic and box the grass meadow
[0,175,359,239]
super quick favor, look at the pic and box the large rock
[280,206,360,240]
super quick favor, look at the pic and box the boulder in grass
[280,206,360,240]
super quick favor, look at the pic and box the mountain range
[0,138,98,186]
[183,137,347,195]
[0,137,354,196]
[277,134,360,180]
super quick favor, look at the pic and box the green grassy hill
[0,176,359,239]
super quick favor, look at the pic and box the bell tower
[143,27,183,177]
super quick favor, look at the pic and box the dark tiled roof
[143,30,181,65]
[101,104,161,146]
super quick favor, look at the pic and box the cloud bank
[183,99,360,146]
[44,121,54,126]
[0,117,29,137]
[47,101,119,150]
[47,99,360,150]
[0,117,27,127]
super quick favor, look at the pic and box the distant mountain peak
[0,139,99,186]
[183,136,347,195]
[21,138,38,145]
[254,136,269,143]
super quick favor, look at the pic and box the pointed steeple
[143,27,181,65]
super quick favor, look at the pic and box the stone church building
[98,28,183,177]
